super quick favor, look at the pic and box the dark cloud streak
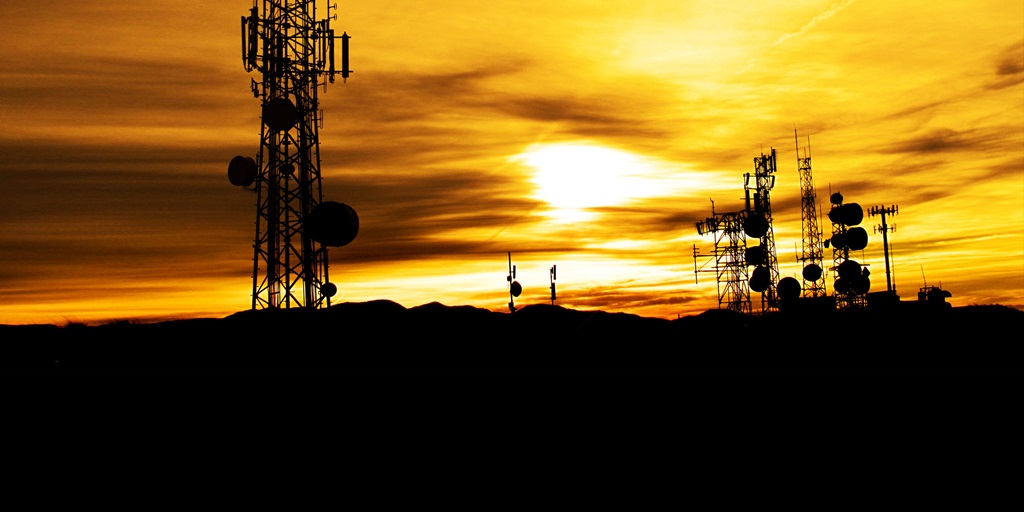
[882,126,1018,156]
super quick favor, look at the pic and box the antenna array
[826,192,870,310]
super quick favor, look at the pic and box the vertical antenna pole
[507,252,516,313]
[693,244,699,284]
[870,205,899,293]
[550,265,557,305]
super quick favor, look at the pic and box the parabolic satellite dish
[802,263,822,282]
[744,214,769,238]
[828,203,863,226]
[777,276,801,301]
[228,155,257,187]
[305,201,359,247]
[262,97,299,131]
[750,265,770,292]
[846,227,868,251]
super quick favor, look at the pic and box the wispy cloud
[769,0,859,49]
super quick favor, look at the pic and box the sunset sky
[1,0,1022,325]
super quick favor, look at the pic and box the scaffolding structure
[696,210,752,315]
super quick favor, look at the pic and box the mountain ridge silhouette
[1,301,1020,375]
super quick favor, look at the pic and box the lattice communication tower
[794,133,826,298]
[696,206,753,315]
[744,148,781,313]
[826,192,869,310]
[228,1,358,310]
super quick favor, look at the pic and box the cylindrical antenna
[247,7,258,70]
[241,16,248,67]
[328,28,335,80]
[341,32,351,81]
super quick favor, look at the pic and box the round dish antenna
[320,282,338,298]
[802,263,823,282]
[846,227,868,251]
[777,276,801,301]
[228,155,258,187]
[829,203,863,226]
[262,97,299,131]
[837,259,861,280]
[745,245,766,266]
[750,265,770,292]
[830,232,848,250]
[744,214,769,238]
[305,201,359,247]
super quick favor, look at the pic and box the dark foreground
[1,301,1021,375]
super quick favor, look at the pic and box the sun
[514,142,664,222]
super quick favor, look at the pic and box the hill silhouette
[1,301,1020,375]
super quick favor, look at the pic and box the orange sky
[1,0,1022,325]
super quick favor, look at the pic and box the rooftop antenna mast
[229,1,358,310]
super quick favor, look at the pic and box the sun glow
[515,142,689,223]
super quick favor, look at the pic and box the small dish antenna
[507,252,521,313]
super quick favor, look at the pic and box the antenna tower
[826,192,870,310]
[507,252,522,313]
[696,206,752,315]
[869,204,898,293]
[228,1,358,310]
[549,265,557,305]
[744,148,780,313]
[795,132,826,297]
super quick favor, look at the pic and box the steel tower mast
[696,209,753,315]
[229,1,358,310]
[869,204,899,294]
[795,132,826,297]
[744,148,780,313]
[826,192,869,310]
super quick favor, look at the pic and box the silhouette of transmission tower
[693,148,782,315]
[745,149,781,313]
[228,1,358,310]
